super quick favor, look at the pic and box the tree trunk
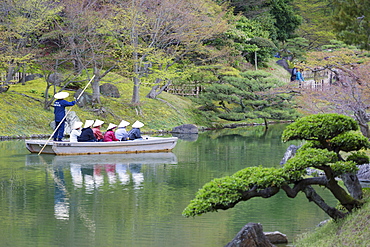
[341,173,363,200]
[21,64,26,85]
[5,65,15,85]
[263,117,268,130]
[303,186,346,220]
[146,85,160,99]
[323,167,362,212]
[146,79,171,99]
[92,67,101,105]
[131,77,140,104]
[69,37,83,73]
[43,82,52,110]
[130,5,141,105]
[354,109,370,138]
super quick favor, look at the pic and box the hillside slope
[294,189,370,246]
[0,73,207,137]
[1,60,292,138]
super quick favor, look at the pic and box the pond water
[0,124,338,247]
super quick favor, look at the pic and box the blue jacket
[296,71,304,82]
[54,99,76,122]
[128,128,142,140]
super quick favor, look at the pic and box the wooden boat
[25,137,178,155]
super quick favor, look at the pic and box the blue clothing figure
[53,92,76,141]
[128,128,142,140]
[78,120,97,142]
[290,67,297,82]
[296,69,305,87]
[128,120,144,140]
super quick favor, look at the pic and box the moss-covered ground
[294,188,370,246]
[1,72,267,137]
[0,73,199,137]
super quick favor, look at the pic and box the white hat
[132,120,144,128]
[54,92,69,99]
[93,119,104,127]
[84,120,94,128]
[107,123,117,130]
[73,121,83,129]
[118,120,130,128]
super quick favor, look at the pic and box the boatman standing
[53,92,76,141]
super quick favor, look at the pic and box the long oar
[38,75,96,155]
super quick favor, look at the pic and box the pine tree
[331,0,370,50]
[195,70,299,126]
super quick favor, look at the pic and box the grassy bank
[0,60,292,138]
[0,73,204,137]
[294,188,370,246]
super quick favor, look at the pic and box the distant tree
[245,37,278,67]
[269,0,302,42]
[51,0,119,106]
[331,0,370,50]
[210,14,275,68]
[109,0,229,105]
[194,70,299,127]
[183,113,368,220]
[225,0,268,18]
[293,0,336,50]
[0,0,61,87]
[225,0,301,43]
[279,37,309,62]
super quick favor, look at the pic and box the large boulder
[50,111,81,135]
[100,83,120,98]
[264,231,288,244]
[280,144,300,165]
[357,164,370,182]
[276,59,289,71]
[18,74,43,83]
[74,89,92,107]
[225,223,275,247]
[171,124,198,134]
[0,85,9,93]
[47,73,63,86]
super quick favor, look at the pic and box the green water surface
[0,124,337,246]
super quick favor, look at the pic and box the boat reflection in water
[26,152,178,220]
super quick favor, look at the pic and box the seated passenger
[78,120,97,142]
[128,120,144,140]
[70,121,83,142]
[115,120,130,141]
[103,123,119,142]
[92,119,104,142]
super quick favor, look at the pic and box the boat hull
[25,137,178,155]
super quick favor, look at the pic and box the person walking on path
[296,69,305,88]
[53,92,76,141]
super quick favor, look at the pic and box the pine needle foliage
[183,113,369,220]
[194,70,299,122]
